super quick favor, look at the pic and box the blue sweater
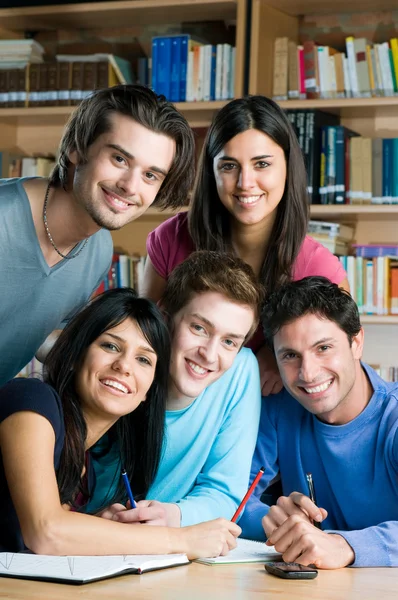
[239,363,398,567]
[148,348,261,526]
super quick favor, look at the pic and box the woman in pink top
[143,96,349,394]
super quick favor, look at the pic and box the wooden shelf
[261,0,398,16]
[310,205,398,221]
[0,0,239,30]
[278,97,398,120]
[361,315,398,325]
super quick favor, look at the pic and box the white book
[0,552,189,585]
[229,46,236,99]
[317,47,329,98]
[186,50,194,102]
[345,37,359,97]
[195,538,281,565]
[342,56,351,98]
[215,44,223,100]
[221,43,232,100]
[202,44,212,102]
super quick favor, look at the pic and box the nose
[198,337,218,365]
[112,355,132,377]
[237,166,255,190]
[298,354,319,383]
[116,167,140,197]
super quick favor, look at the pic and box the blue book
[151,37,158,92]
[156,36,172,98]
[210,45,217,101]
[392,138,398,203]
[382,138,393,202]
[170,36,181,101]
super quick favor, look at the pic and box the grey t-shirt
[0,178,113,384]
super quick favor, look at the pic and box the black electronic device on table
[264,562,318,580]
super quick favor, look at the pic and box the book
[195,538,281,565]
[0,552,189,585]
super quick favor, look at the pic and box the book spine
[170,36,181,102]
[334,126,345,204]
[151,37,158,93]
[179,35,189,102]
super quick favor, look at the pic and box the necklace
[42,182,89,260]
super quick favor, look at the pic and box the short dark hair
[50,84,195,209]
[44,287,170,510]
[161,250,265,340]
[262,276,361,349]
[188,95,309,295]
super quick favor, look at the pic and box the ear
[351,327,364,360]
[68,149,78,166]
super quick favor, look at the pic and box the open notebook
[196,538,281,565]
[0,552,189,585]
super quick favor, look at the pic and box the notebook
[0,552,189,585]
[195,538,281,565]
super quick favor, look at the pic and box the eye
[282,352,296,361]
[191,323,206,334]
[137,356,152,366]
[113,154,127,165]
[223,338,237,348]
[255,160,270,168]
[145,171,158,182]
[219,162,237,172]
[318,345,331,352]
[101,342,120,352]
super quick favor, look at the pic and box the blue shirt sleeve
[177,352,262,526]
[240,393,282,540]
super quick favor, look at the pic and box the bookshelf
[248,0,398,367]
[0,0,247,151]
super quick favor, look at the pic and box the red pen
[231,466,265,523]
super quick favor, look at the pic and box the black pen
[306,473,322,529]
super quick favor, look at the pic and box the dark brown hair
[188,95,309,294]
[50,84,195,210]
[161,250,264,340]
[262,276,361,350]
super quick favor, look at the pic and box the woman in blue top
[0,288,239,558]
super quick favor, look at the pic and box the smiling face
[213,128,287,229]
[274,313,366,424]
[168,291,255,408]
[75,317,157,427]
[69,112,176,231]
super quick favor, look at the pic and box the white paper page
[0,553,187,582]
[196,538,281,564]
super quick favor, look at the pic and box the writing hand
[181,518,241,560]
[266,514,355,569]
[256,345,283,396]
[263,492,328,538]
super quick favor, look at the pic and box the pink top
[147,213,347,352]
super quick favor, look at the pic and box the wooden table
[0,562,396,600]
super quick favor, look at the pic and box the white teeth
[112,196,129,207]
[238,196,260,204]
[187,360,207,375]
[102,379,129,393]
[304,380,333,394]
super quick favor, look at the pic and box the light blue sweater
[239,363,398,567]
[148,348,261,526]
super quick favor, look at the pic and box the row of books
[273,36,398,101]
[372,365,398,383]
[95,253,146,297]
[0,152,55,178]
[339,252,398,316]
[288,109,398,205]
[151,35,235,102]
[0,39,44,68]
[0,53,131,108]
[308,219,354,256]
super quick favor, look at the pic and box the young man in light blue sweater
[90,251,263,527]
[240,276,398,568]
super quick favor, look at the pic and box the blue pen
[121,469,137,509]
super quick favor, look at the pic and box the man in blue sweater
[240,276,398,568]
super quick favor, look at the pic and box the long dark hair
[188,95,309,294]
[51,84,195,210]
[44,288,170,510]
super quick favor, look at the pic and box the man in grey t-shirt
[0,84,195,384]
